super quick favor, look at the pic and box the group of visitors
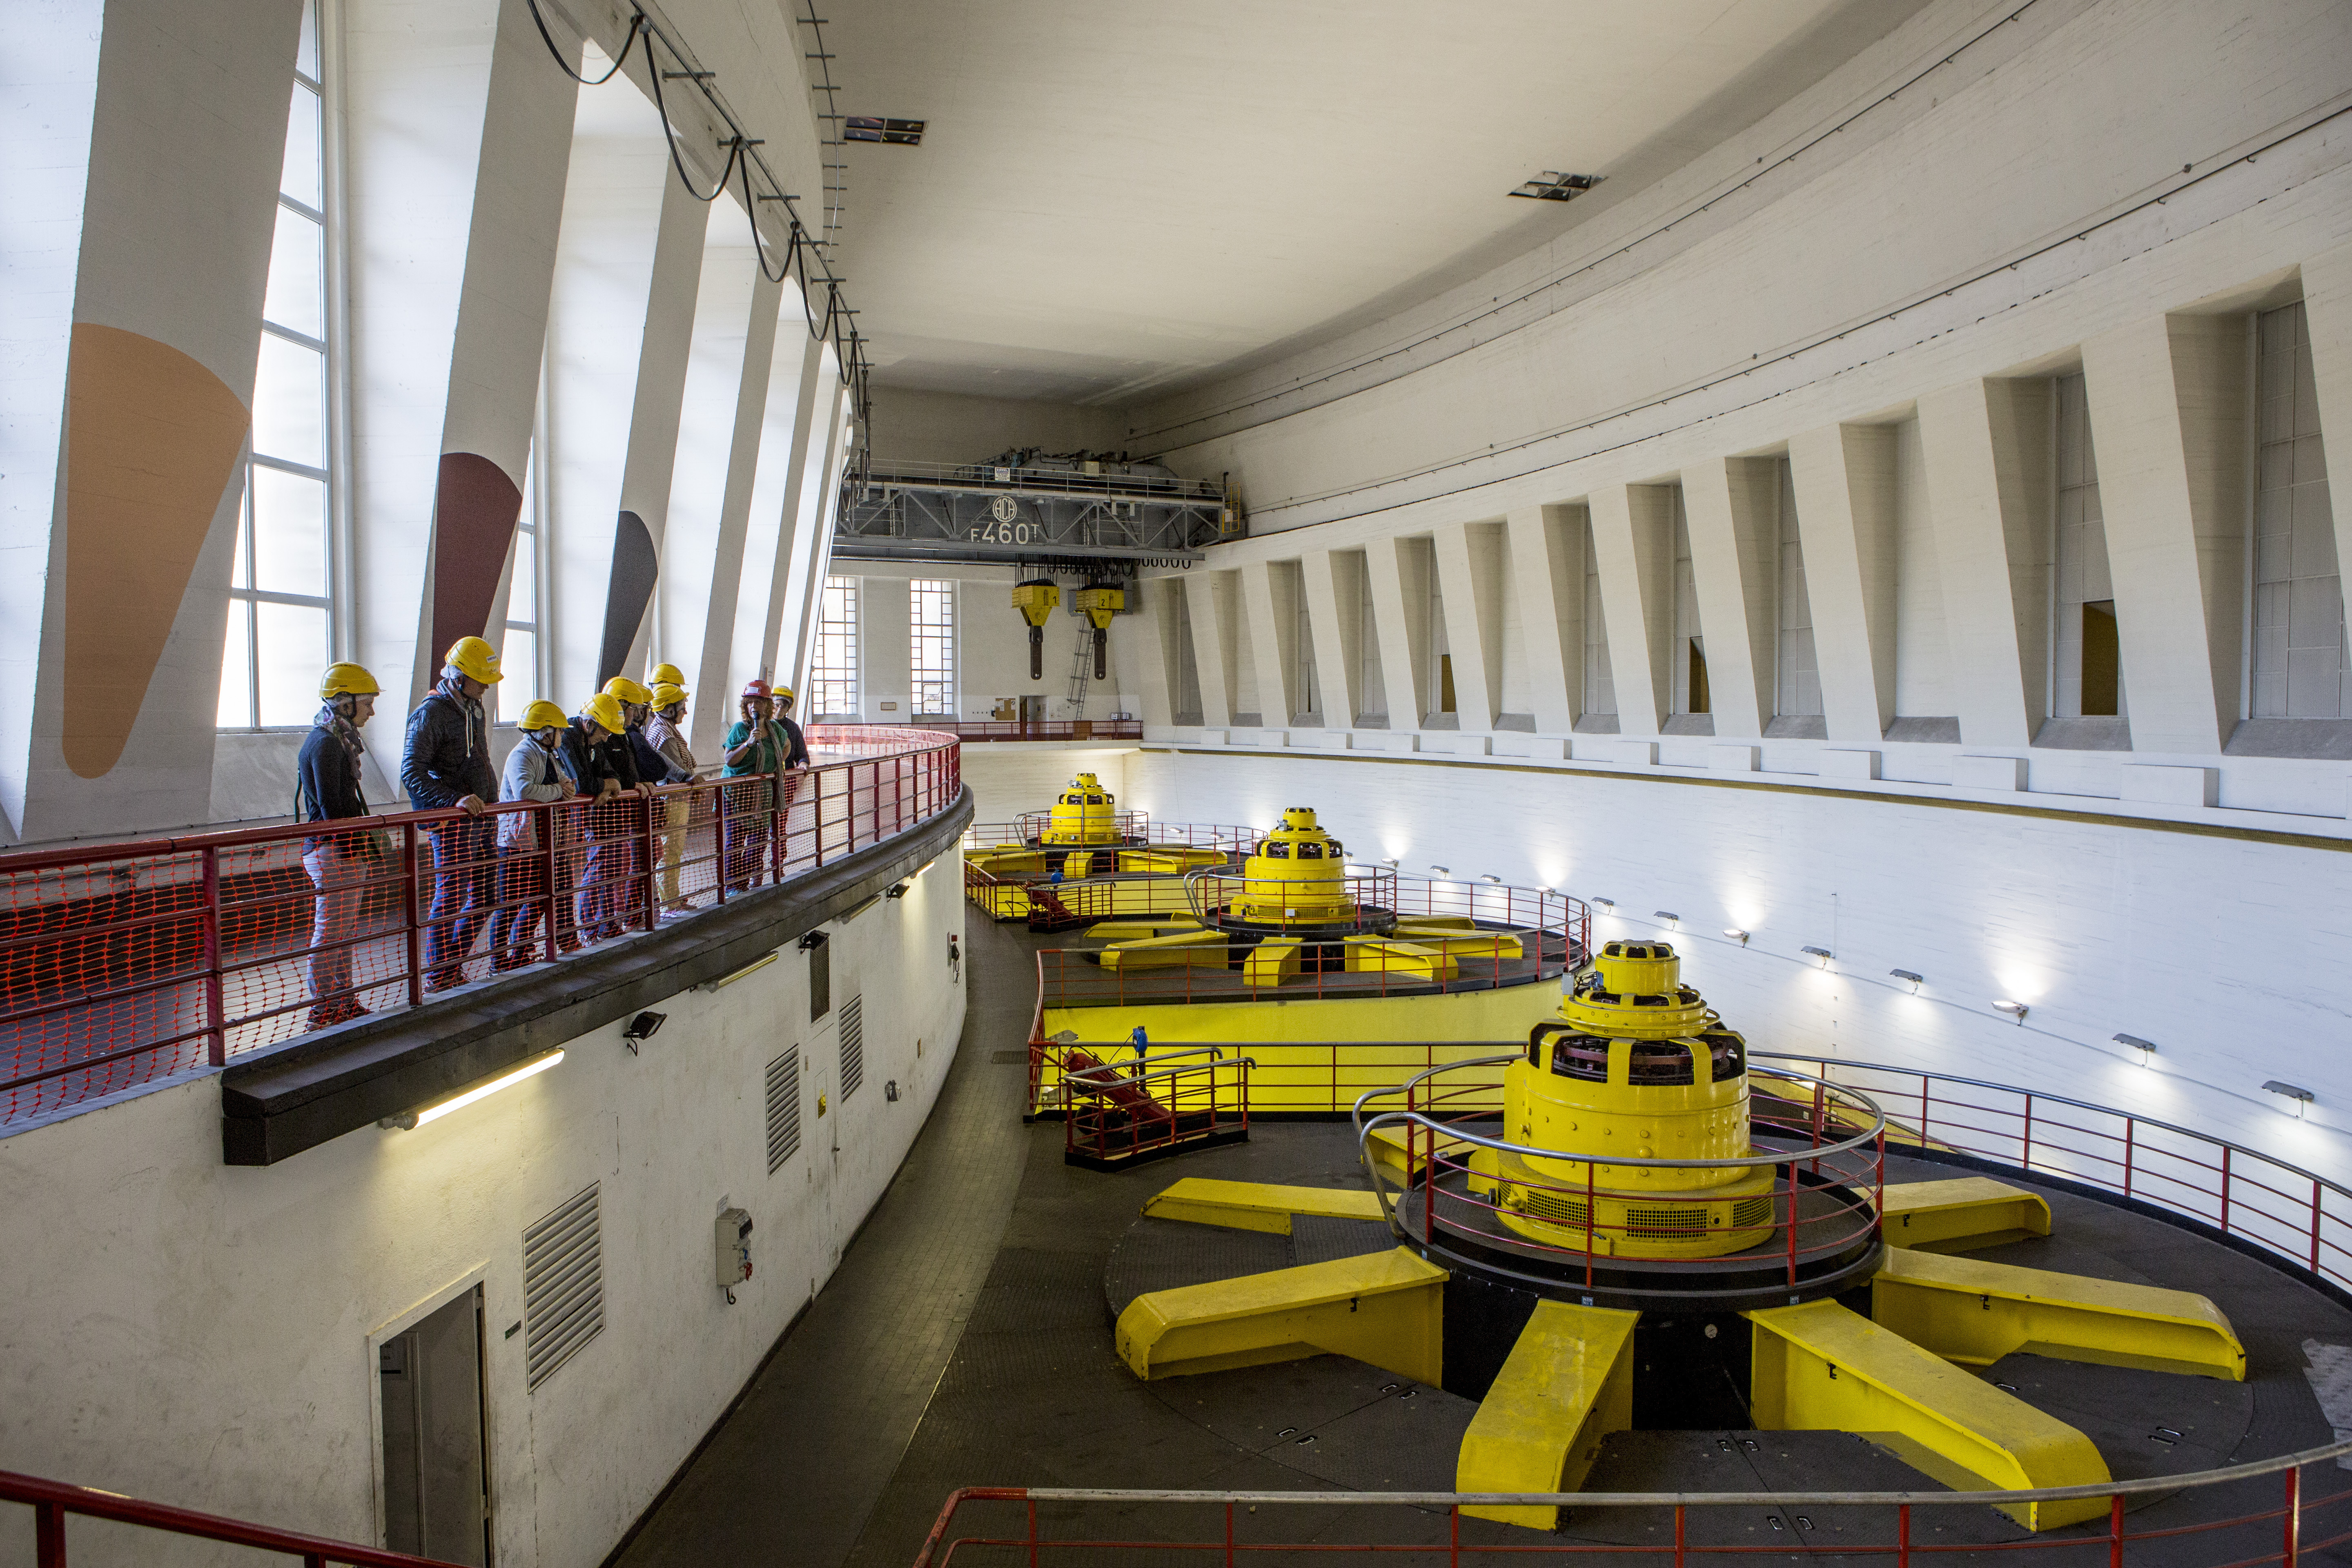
[292,636,808,1030]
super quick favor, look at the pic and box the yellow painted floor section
[1114,1247,1447,1385]
[1142,1178,1386,1234]
[1457,1301,1639,1529]
[1882,1178,2053,1252]
[1871,1247,2245,1380]
[1746,1300,2110,1530]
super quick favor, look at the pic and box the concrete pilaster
[1788,424,1898,743]
[2298,243,2352,679]
[1126,576,1180,728]
[1299,550,1361,725]
[1588,484,1676,736]
[1916,377,2052,748]
[2081,314,2250,755]
[1239,561,1293,726]
[1433,522,1505,730]
[684,265,782,756]
[1679,460,1777,739]
[1364,537,1429,730]
[786,386,853,699]
[616,174,711,681]
[1184,569,1238,727]
[1505,506,1581,735]
[730,311,824,697]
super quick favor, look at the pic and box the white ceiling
[822,0,1926,409]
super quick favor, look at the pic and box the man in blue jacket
[401,636,502,991]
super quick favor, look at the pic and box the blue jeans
[423,817,496,985]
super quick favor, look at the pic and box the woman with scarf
[296,663,382,1030]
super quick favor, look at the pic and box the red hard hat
[742,678,772,701]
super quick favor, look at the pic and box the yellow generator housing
[1040,772,1122,846]
[1492,940,1775,1259]
[1229,807,1357,927]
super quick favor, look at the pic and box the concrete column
[2,0,303,839]
[1239,561,1294,726]
[1679,460,1777,739]
[786,386,853,700]
[1788,424,1898,743]
[1915,377,2053,748]
[1505,505,1581,735]
[1433,522,1506,731]
[727,310,823,702]
[2298,242,2352,670]
[1122,575,1180,727]
[1588,483,1676,737]
[611,173,708,683]
[1299,550,1362,727]
[1184,569,1237,726]
[1364,537,1428,730]
[543,81,674,699]
[374,0,581,710]
[2082,314,2250,755]
[684,265,783,757]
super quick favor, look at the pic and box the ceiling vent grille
[767,1047,802,1172]
[522,1183,604,1392]
[840,994,865,1100]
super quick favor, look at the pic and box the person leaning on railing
[719,678,806,891]
[400,636,502,993]
[295,662,381,1030]
[563,691,649,942]
[643,671,697,911]
[488,700,579,970]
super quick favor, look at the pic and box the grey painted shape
[598,510,661,684]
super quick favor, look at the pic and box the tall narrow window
[1428,566,1454,717]
[221,0,332,731]
[2051,372,2121,718]
[812,576,860,718]
[499,446,540,724]
[2251,301,2343,719]
[1774,459,1821,719]
[910,578,956,717]
[1172,582,1204,723]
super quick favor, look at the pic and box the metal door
[381,1288,490,1565]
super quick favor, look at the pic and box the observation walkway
[0,726,957,1132]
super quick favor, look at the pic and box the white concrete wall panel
[1363,538,1428,730]
[614,175,712,680]
[1298,551,1363,728]
[1589,484,1677,737]
[2296,242,2352,687]
[726,320,821,702]
[1788,424,1898,742]
[1916,377,2053,748]
[685,267,783,755]
[1505,505,1583,735]
[1679,461,1776,739]
[1433,522,1506,731]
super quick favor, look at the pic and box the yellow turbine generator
[1038,772,1125,847]
[1489,939,1775,1258]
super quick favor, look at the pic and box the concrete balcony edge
[218,786,974,1166]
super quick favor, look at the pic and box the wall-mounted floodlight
[1890,969,1923,988]
[2113,1032,2156,1062]
[1379,857,1399,868]
[886,881,912,899]
[1801,945,1833,963]
[1429,865,1452,876]
[1654,911,1680,924]
[1591,897,1616,909]
[2265,1080,2315,1112]
[1723,929,1750,944]
[379,1050,564,1131]
[620,1011,666,1055]
[1991,999,2029,1021]
[1480,874,1503,884]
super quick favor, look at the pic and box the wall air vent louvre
[767,1047,802,1172]
[521,1183,603,1392]
[840,994,865,1100]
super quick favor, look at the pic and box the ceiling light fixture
[1509,170,1604,202]
[845,116,925,145]
[380,1050,563,1131]
[1991,999,2029,1020]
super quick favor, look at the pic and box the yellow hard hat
[519,699,568,733]
[581,693,627,734]
[773,685,795,705]
[650,682,688,710]
[603,676,652,707]
[650,663,686,688]
[443,636,503,684]
[319,662,380,699]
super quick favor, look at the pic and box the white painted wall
[0,851,966,1568]
[1117,747,2352,1185]
[866,388,1123,465]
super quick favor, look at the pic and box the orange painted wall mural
[62,323,251,779]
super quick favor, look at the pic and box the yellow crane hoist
[1072,584,1123,680]
[1013,579,1060,680]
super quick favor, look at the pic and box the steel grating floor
[612,918,2352,1568]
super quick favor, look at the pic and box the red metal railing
[2,1465,463,1567]
[0,727,959,1127]
[1357,1056,1885,1295]
[918,719,1142,742]
[911,1446,2352,1568]
[962,819,1263,855]
[1056,1045,1252,1165]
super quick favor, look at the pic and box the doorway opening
[380,1286,491,1566]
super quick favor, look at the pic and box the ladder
[1065,622,1092,715]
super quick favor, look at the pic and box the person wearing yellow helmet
[404,635,503,991]
[488,698,580,969]
[643,681,697,911]
[564,691,651,942]
[649,662,686,689]
[297,662,382,1029]
[605,675,686,794]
